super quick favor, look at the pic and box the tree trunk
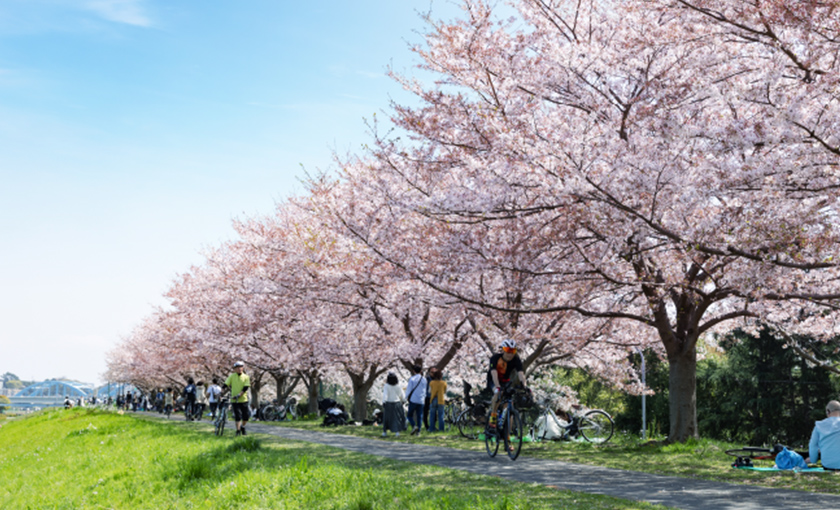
[352,384,371,423]
[667,349,698,443]
[308,377,319,415]
[249,371,263,411]
[296,369,322,415]
[346,365,386,422]
[270,371,300,404]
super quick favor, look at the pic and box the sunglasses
[502,346,517,354]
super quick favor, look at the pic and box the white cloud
[83,0,151,27]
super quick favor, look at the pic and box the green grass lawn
[267,417,840,494]
[0,409,666,509]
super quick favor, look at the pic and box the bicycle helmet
[501,339,517,352]
[233,361,245,368]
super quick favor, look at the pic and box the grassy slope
[0,409,666,510]
[273,419,840,494]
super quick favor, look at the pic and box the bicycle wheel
[579,409,614,444]
[262,405,279,422]
[485,417,500,458]
[504,407,524,460]
[457,410,479,440]
[215,408,227,436]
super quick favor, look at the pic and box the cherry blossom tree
[336,0,840,442]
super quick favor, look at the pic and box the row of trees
[1,373,32,390]
[107,0,840,442]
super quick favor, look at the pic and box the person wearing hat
[224,361,251,436]
[807,400,840,470]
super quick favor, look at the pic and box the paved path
[149,414,840,509]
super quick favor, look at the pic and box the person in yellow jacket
[428,368,447,432]
[224,361,251,436]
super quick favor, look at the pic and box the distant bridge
[7,379,94,410]
[5,380,138,411]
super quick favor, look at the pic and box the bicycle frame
[485,386,524,460]
[530,401,614,444]
[214,399,230,436]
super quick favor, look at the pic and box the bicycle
[260,397,298,421]
[443,395,463,432]
[184,401,203,421]
[529,399,614,444]
[725,445,809,468]
[456,381,490,440]
[214,397,230,436]
[484,384,526,460]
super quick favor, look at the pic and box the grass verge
[0,408,666,509]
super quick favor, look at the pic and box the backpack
[775,447,808,470]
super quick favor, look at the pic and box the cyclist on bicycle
[224,361,251,436]
[487,339,527,430]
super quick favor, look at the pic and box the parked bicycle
[529,398,614,444]
[485,384,527,460]
[260,397,298,422]
[456,381,491,440]
[443,395,463,432]
[214,397,230,436]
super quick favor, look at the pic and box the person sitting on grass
[807,400,840,470]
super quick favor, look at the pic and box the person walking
[194,380,207,420]
[163,388,174,418]
[428,368,447,432]
[224,361,251,436]
[405,364,427,436]
[207,378,222,419]
[183,377,197,420]
[381,371,406,437]
[423,368,432,431]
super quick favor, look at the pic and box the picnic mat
[734,466,827,472]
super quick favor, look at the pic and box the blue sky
[0,0,461,385]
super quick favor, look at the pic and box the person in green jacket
[224,361,251,436]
